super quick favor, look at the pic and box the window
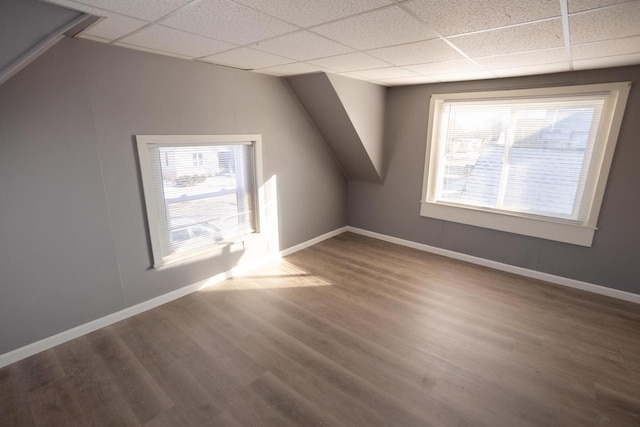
[137,134,263,267]
[421,82,630,246]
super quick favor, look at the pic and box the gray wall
[0,38,347,354]
[348,66,640,295]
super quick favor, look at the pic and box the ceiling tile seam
[444,16,561,40]
[396,3,499,78]
[572,33,640,47]
[282,52,398,71]
[114,42,195,60]
[573,50,640,62]
[230,0,395,29]
[559,0,574,71]
[195,57,298,71]
[181,27,359,61]
[568,0,638,16]
[289,3,402,32]
[107,0,204,45]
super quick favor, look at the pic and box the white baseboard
[0,226,347,369]
[279,226,348,257]
[346,226,640,305]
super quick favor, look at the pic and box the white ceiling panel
[569,1,640,44]
[84,15,147,40]
[252,31,353,61]
[345,67,418,80]
[448,19,564,57]
[405,0,561,37]
[201,47,293,69]
[161,0,297,45]
[312,6,438,50]
[367,39,463,66]
[50,0,640,85]
[119,25,235,58]
[231,0,392,27]
[72,0,192,21]
[494,62,570,77]
[405,59,485,75]
[377,75,440,86]
[567,0,631,13]
[259,62,329,76]
[111,42,193,59]
[573,51,640,69]
[432,70,496,81]
[307,52,390,72]
[572,35,640,60]
[476,48,568,69]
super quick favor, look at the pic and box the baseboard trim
[346,226,640,305]
[0,226,347,368]
[279,226,348,257]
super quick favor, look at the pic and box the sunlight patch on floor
[197,258,333,292]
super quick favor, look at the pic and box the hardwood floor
[2,232,640,426]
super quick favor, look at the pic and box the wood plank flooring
[1,232,639,426]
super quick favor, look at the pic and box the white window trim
[137,134,264,268]
[420,82,631,247]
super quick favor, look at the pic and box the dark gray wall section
[287,73,382,182]
[0,0,81,73]
[348,66,640,294]
[327,74,387,179]
[0,38,347,354]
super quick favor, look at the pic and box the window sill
[420,201,596,246]
[152,232,264,270]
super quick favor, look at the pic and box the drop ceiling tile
[345,67,418,80]
[476,48,568,69]
[312,6,438,50]
[307,52,390,72]
[568,0,630,13]
[119,26,236,58]
[111,42,193,59]
[367,39,464,66]
[73,0,191,21]
[251,31,353,61]
[257,62,329,76]
[405,0,561,37]
[404,59,484,75]
[573,52,640,69]
[377,75,440,85]
[572,35,640,60]
[201,47,294,69]
[232,0,392,27]
[569,1,640,44]
[85,15,148,40]
[78,33,111,43]
[431,70,496,82]
[494,62,570,77]
[162,0,298,45]
[449,19,564,57]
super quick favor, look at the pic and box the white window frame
[420,82,631,247]
[137,134,264,268]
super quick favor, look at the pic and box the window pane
[436,97,604,220]
[156,144,255,257]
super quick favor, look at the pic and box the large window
[421,82,630,246]
[137,134,262,267]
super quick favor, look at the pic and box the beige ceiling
[41,0,640,86]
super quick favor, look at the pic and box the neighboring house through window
[420,82,630,246]
[137,134,262,267]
